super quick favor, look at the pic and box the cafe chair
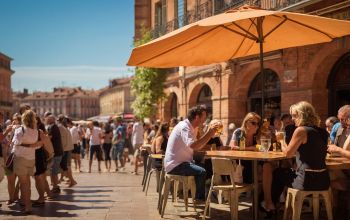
[145,154,162,195]
[141,145,152,188]
[202,158,254,220]
[283,187,333,220]
[160,174,196,218]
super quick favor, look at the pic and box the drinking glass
[275,131,286,150]
[211,119,223,137]
[260,138,271,152]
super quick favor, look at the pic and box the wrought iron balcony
[151,0,307,39]
[0,101,13,107]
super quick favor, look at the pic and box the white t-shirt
[70,126,80,144]
[164,119,195,173]
[132,122,144,146]
[58,124,73,151]
[88,126,102,146]
[12,126,40,160]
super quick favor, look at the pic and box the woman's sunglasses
[248,121,259,126]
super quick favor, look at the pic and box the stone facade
[134,0,350,143]
[18,87,99,120]
[99,77,135,116]
[0,52,14,120]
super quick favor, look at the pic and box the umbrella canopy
[128,5,350,68]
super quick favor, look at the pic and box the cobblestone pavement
[0,158,334,220]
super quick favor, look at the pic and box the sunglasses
[248,121,259,126]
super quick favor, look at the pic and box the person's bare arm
[190,126,217,151]
[328,145,350,159]
[230,139,239,150]
[283,126,306,157]
[155,136,164,154]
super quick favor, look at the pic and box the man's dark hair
[280,113,292,121]
[92,120,99,127]
[187,105,207,122]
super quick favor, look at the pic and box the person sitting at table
[270,101,330,207]
[327,111,350,191]
[229,112,261,184]
[151,122,169,154]
[151,122,168,170]
[230,113,279,214]
[164,104,220,202]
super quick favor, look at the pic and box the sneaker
[32,200,45,207]
[51,187,61,194]
[121,167,126,171]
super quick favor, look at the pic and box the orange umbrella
[127,5,350,117]
[128,5,350,68]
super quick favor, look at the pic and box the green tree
[131,28,166,119]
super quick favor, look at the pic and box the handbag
[5,152,15,172]
[233,160,244,184]
[41,132,54,160]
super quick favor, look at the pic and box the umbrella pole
[260,41,265,118]
[257,17,265,118]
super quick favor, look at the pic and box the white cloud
[12,65,135,92]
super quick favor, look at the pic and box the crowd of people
[0,101,349,217]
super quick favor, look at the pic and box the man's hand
[327,144,340,154]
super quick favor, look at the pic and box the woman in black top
[271,101,330,206]
[151,123,168,169]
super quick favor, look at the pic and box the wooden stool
[160,174,196,218]
[283,188,333,220]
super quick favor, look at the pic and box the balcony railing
[0,101,13,107]
[151,0,307,39]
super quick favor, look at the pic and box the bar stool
[141,145,152,188]
[160,173,196,218]
[283,187,333,220]
[145,154,163,195]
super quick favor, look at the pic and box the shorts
[0,157,4,182]
[13,156,35,176]
[133,143,142,158]
[72,144,81,154]
[51,156,62,175]
[35,148,47,176]
[103,143,112,161]
[90,145,103,161]
[60,151,72,171]
[111,144,124,161]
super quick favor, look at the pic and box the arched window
[248,69,281,118]
[328,53,350,116]
[170,93,178,118]
[197,84,213,118]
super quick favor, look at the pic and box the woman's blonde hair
[241,112,261,134]
[22,110,37,129]
[290,101,320,127]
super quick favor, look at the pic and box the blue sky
[0,0,135,92]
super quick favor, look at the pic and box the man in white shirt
[86,121,103,173]
[164,105,219,201]
[131,117,144,174]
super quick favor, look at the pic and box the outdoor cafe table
[205,150,290,220]
[326,156,350,170]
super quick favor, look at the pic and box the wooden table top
[326,156,350,170]
[205,150,289,161]
[205,150,350,170]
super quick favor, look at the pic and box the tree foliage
[131,28,166,119]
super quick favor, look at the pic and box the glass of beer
[260,138,271,152]
[211,119,223,137]
[276,131,286,150]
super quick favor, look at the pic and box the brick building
[19,87,99,119]
[134,0,350,142]
[0,52,14,120]
[99,77,135,117]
